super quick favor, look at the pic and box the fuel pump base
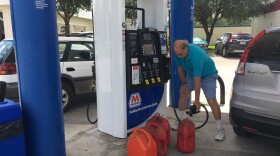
[0,99,26,156]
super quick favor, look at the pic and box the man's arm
[177,66,186,83]
[177,66,188,111]
[193,76,201,109]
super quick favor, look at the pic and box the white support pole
[93,0,127,138]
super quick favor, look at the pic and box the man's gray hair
[180,40,189,50]
[173,40,189,50]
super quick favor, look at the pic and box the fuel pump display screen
[143,33,152,41]
[143,44,154,55]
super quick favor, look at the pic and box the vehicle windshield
[233,34,253,40]
[0,40,14,62]
[193,37,204,42]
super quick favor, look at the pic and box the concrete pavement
[64,106,280,156]
[64,55,280,155]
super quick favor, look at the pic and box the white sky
[77,10,92,19]
[0,0,9,5]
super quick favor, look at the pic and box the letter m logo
[129,92,142,108]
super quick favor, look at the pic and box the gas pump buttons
[125,28,165,90]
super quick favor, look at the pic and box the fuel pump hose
[86,87,98,124]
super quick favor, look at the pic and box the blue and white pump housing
[93,0,168,138]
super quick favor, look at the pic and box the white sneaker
[215,128,225,141]
[171,120,179,131]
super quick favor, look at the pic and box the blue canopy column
[10,0,66,156]
[170,0,194,107]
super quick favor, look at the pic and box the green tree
[125,0,137,19]
[194,0,273,45]
[56,0,92,34]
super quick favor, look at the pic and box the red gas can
[177,118,195,153]
[127,128,157,156]
[147,113,170,145]
[142,122,168,156]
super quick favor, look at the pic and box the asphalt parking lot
[64,54,280,156]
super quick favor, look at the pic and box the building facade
[0,1,93,39]
[252,0,280,36]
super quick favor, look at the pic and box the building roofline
[265,0,280,13]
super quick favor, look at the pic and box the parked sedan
[193,36,208,51]
[0,36,95,112]
[215,32,253,57]
[229,26,280,139]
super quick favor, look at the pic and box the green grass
[207,45,215,54]
[208,45,215,50]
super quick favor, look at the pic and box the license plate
[240,41,246,45]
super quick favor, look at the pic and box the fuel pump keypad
[145,80,150,85]
[125,28,165,90]
[157,77,161,82]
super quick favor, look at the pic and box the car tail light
[228,34,233,42]
[0,63,17,75]
[235,30,266,75]
[198,44,206,47]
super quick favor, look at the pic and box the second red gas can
[177,118,195,153]
[142,122,168,156]
[146,113,170,145]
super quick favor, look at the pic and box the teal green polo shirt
[175,44,218,78]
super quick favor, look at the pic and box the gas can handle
[147,122,161,128]
[155,112,160,116]
[154,115,163,124]
[135,129,153,147]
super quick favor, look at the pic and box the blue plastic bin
[0,99,26,156]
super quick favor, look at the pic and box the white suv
[0,35,95,112]
[230,27,280,139]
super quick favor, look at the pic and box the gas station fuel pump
[125,27,170,130]
[93,0,168,138]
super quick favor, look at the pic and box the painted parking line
[211,53,222,61]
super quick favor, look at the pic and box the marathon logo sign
[129,92,142,109]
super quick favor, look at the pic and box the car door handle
[66,67,75,72]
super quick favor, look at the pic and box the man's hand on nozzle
[193,100,201,110]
